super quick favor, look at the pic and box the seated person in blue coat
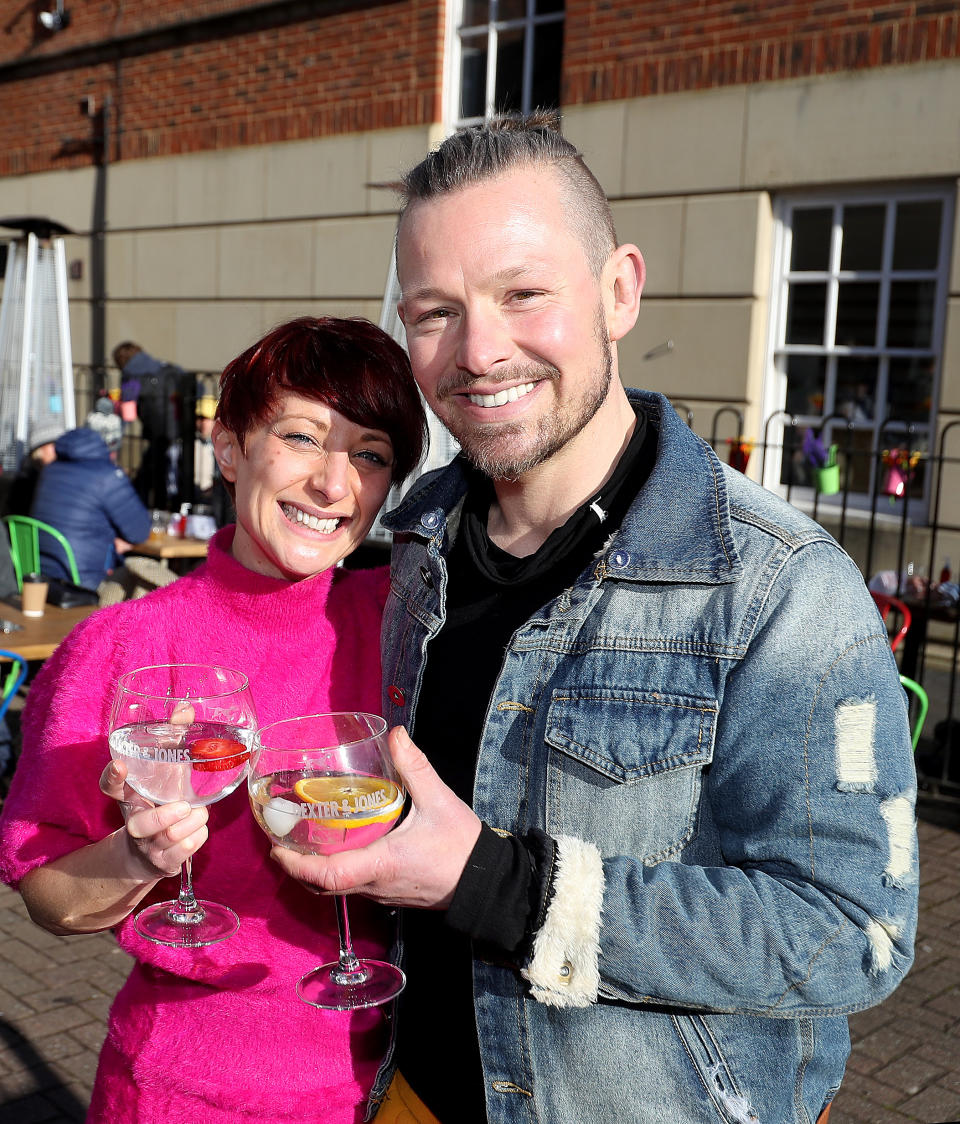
[30,428,151,589]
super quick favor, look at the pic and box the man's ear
[212,421,240,483]
[603,243,645,343]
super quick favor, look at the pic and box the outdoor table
[0,599,99,662]
[127,534,210,561]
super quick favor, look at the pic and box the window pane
[460,40,488,119]
[536,0,564,12]
[888,357,934,424]
[887,280,936,349]
[462,0,490,26]
[784,353,826,417]
[790,208,832,271]
[494,27,524,113]
[530,19,563,109]
[835,281,879,347]
[498,0,527,20]
[785,282,826,345]
[893,200,942,270]
[840,204,884,271]
[835,356,878,423]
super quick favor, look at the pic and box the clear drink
[249,771,404,854]
[109,720,255,807]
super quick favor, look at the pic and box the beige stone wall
[564,60,960,428]
[0,125,433,374]
[1,62,957,478]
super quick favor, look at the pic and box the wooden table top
[127,534,211,560]
[0,599,99,662]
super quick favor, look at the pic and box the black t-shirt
[397,406,657,1121]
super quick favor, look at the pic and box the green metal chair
[899,675,929,752]
[0,650,28,723]
[3,514,81,589]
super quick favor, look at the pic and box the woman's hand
[99,759,209,880]
[20,761,209,936]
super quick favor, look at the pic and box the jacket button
[420,511,440,530]
[419,565,434,588]
[388,685,406,706]
[609,551,630,568]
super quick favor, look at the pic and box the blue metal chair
[0,650,28,723]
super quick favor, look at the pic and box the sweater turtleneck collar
[201,525,339,614]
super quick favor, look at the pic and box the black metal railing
[701,402,960,805]
[60,378,960,803]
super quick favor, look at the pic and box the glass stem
[169,856,204,923]
[331,893,368,985]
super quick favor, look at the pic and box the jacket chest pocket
[543,687,717,864]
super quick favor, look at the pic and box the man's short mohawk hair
[398,110,617,275]
[400,110,575,200]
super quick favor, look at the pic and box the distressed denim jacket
[377,390,917,1124]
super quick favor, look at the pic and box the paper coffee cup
[21,575,48,617]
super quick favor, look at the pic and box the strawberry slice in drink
[191,737,249,772]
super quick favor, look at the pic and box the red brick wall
[563,0,960,103]
[0,0,442,176]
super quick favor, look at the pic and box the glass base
[134,899,239,947]
[298,958,406,1010]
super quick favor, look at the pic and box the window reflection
[785,283,826,345]
[836,357,878,423]
[835,281,879,347]
[887,281,936,349]
[840,205,885,271]
[790,209,832,271]
[893,200,942,270]
[888,357,934,424]
[785,354,826,417]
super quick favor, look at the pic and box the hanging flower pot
[803,428,839,493]
[726,438,753,473]
[883,466,907,498]
[814,463,840,494]
[880,447,922,502]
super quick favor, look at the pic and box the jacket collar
[382,389,742,585]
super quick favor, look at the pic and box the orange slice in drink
[293,775,403,828]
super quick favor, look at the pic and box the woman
[0,317,427,1123]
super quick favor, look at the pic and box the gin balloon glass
[249,712,406,1009]
[108,663,258,947]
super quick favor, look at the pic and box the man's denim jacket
[377,389,918,1123]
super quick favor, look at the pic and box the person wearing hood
[30,428,151,589]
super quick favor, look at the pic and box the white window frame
[761,183,954,520]
[445,0,564,130]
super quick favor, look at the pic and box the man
[274,115,918,1123]
[30,427,150,589]
[113,340,187,506]
[2,421,64,517]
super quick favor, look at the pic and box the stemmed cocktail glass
[108,663,257,947]
[249,712,406,1010]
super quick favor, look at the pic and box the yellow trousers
[375,1071,442,1123]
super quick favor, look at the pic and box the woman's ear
[212,421,240,483]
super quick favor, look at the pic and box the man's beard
[433,310,614,482]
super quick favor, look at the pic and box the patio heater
[367,247,461,545]
[0,216,76,474]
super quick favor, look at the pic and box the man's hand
[99,759,209,879]
[270,725,482,911]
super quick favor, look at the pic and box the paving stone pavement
[0,811,956,1121]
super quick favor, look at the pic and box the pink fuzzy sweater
[0,528,394,1123]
